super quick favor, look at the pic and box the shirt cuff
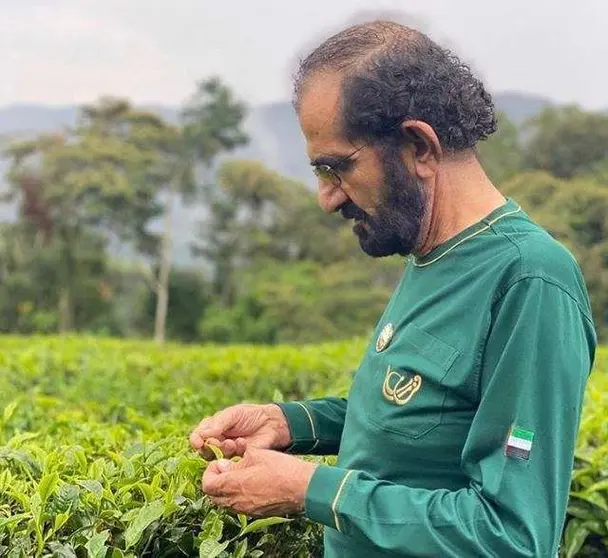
[275,401,319,454]
[304,464,354,533]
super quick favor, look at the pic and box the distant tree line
[1,79,607,344]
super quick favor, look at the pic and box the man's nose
[317,180,348,214]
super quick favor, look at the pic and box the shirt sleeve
[303,277,596,557]
[275,397,347,455]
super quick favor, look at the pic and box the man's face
[298,75,427,257]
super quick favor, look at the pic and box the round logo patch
[376,323,394,352]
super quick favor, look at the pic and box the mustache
[339,202,367,221]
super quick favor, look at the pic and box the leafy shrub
[561,349,608,557]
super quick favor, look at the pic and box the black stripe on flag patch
[506,446,530,460]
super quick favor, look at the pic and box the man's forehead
[297,73,352,155]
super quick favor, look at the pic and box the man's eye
[335,159,353,173]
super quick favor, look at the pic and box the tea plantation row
[0,336,606,557]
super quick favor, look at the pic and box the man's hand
[189,403,292,459]
[201,447,318,517]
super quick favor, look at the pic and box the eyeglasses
[311,120,414,187]
[311,144,366,187]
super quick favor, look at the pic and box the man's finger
[192,416,212,436]
[202,462,228,496]
[221,439,237,458]
[199,409,237,439]
[242,445,266,462]
[235,437,247,456]
[189,429,206,451]
[190,415,218,450]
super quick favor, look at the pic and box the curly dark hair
[293,21,497,152]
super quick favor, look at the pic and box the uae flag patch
[505,426,534,460]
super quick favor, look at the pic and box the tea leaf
[201,509,223,541]
[38,472,59,504]
[198,539,229,558]
[137,482,155,502]
[233,538,248,558]
[53,512,70,532]
[85,530,110,558]
[47,541,78,558]
[2,399,20,424]
[563,519,590,558]
[205,444,223,461]
[124,500,164,549]
[78,479,103,496]
[240,516,292,536]
[585,479,608,494]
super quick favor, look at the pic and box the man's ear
[400,120,442,179]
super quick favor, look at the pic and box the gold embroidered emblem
[382,366,422,405]
[376,323,394,352]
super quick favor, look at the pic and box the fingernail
[217,459,233,473]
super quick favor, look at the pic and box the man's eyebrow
[310,153,348,168]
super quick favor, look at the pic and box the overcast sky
[1,0,605,109]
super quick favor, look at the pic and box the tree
[2,100,166,332]
[0,221,113,334]
[522,106,608,179]
[151,77,248,343]
[476,112,523,185]
[193,160,291,305]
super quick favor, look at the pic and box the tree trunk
[58,286,73,332]
[58,233,75,333]
[154,173,179,344]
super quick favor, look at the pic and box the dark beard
[341,144,427,257]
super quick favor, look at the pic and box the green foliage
[522,105,608,179]
[0,336,362,556]
[477,111,524,184]
[0,336,605,556]
[1,92,606,350]
[561,349,608,557]
[200,259,399,344]
[0,223,114,335]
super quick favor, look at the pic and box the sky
[1,0,606,110]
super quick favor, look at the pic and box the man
[189,20,596,557]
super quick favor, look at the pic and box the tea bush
[0,336,605,557]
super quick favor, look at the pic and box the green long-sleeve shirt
[278,199,596,557]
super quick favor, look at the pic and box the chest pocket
[365,322,460,439]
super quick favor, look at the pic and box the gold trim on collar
[412,206,522,268]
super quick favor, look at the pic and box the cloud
[1,0,606,110]
[0,2,186,105]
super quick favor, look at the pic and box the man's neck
[415,156,506,257]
